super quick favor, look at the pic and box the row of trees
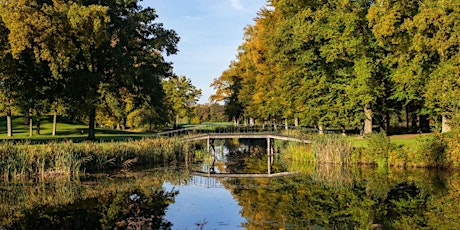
[211,0,459,134]
[0,0,201,139]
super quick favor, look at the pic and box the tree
[163,75,202,127]
[368,0,429,132]
[411,0,460,132]
[211,63,245,124]
[0,0,180,139]
[0,19,17,137]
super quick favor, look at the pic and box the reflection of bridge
[190,175,224,188]
[155,124,312,175]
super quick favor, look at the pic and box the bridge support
[267,137,272,175]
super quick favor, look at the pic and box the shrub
[411,134,446,168]
[364,131,393,168]
[443,131,460,169]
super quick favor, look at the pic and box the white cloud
[230,0,244,11]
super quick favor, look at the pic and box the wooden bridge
[154,124,313,175]
[154,124,319,140]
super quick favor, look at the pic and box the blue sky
[141,0,267,103]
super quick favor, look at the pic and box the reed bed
[0,138,195,181]
[311,135,353,165]
[282,135,353,165]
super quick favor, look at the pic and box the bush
[443,131,460,169]
[364,131,393,168]
[407,134,446,168]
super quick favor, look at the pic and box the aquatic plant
[311,134,353,165]
[0,138,196,181]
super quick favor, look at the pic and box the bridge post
[267,137,271,175]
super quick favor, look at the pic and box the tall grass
[311,135,353,165]
[282,134,353,166]
[0,138,196,181]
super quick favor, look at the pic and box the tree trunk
[7,111,12,137]
[364,104,373,134]
[406,105,410,128]
[294,117,299,127]
[29,109,33,137]
[52,112,57,136]
[36,111,41,135]
[411,113,418,132]
[24,113,29,125]
[382,111,390,134]
[249,117,255,126]
[284,119,288,130]
[318,124,324,135]
[420,115,429,132]
[88,107,96,140]
[442,115,451,133]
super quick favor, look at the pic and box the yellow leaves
[67,3,110,47]
[0,1,110,76]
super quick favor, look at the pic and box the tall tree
[163,75,202,127]
[0,0,179,139]
[0,19,17,137]
[412,0,460,132]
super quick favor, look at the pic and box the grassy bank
[284,131,460,170]
[0,138,198,181]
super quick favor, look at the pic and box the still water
[1,141,460,229]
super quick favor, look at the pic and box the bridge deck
[184,133,311,143]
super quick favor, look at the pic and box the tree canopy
[211,0,460,133]
[0,0,201,138]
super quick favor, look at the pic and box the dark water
[1,142,460,229]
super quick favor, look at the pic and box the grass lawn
[0,116,153,142]
[350,133,428,148]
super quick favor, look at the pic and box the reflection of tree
[100,188,178,229]
[224,167,460,229]
[224,139,288,174]
[0,168,187,229]
[7,187,178,230]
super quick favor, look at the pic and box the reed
[0,137,196,181]
[311,134,353,165]
[282,134,353,166]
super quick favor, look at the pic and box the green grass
[349,134,423,149]
[0,115,152,142]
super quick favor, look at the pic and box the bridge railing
[153,124,337,139]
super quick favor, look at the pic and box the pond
[1,140,460,229]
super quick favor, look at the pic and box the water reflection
[199,139,289,175]
[1,160,460,229]
[0,168,188,229]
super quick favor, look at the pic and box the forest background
[211,0,460,135]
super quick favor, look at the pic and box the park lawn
[350,133,427,149]
[0,116,152,142]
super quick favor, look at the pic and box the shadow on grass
[0,116,155,143]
